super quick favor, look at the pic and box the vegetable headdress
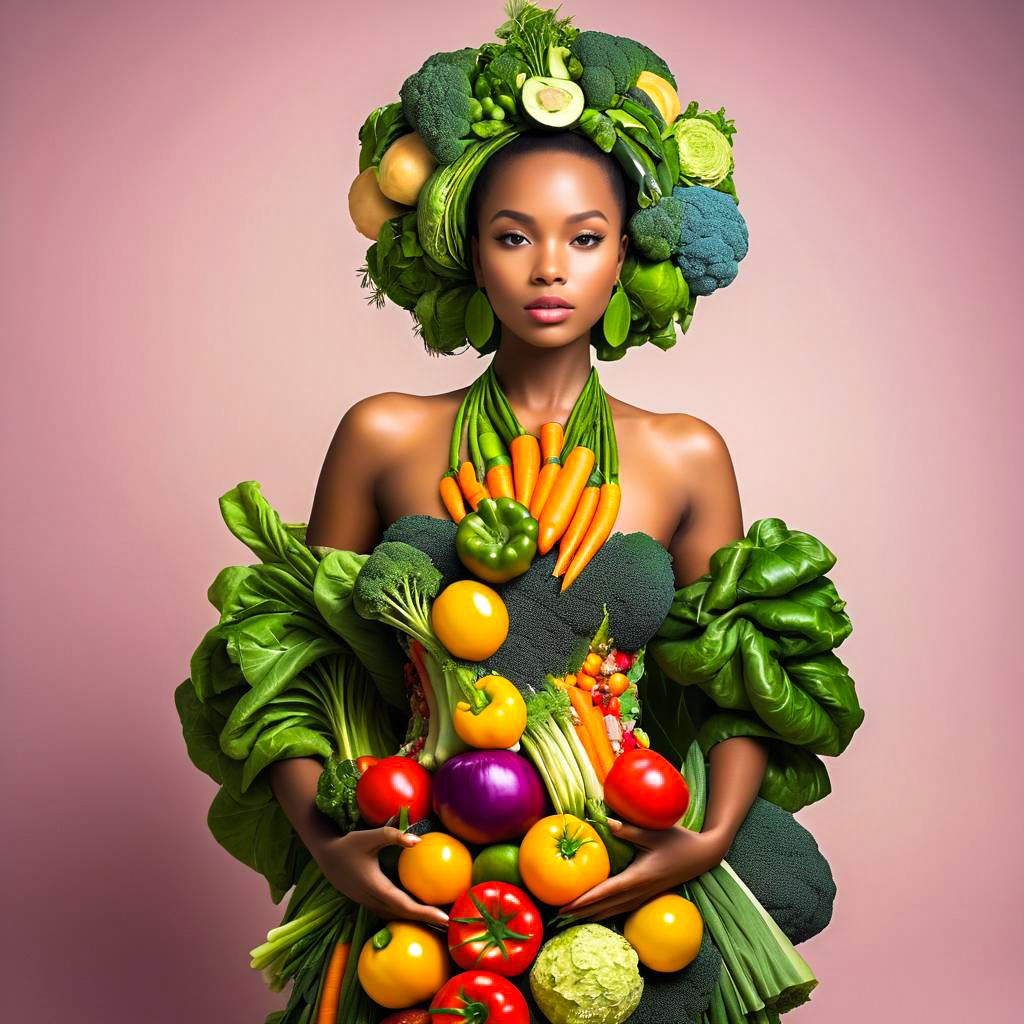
[348,1,749,360]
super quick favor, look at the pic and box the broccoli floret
[353,540,478,769]
[624,85,666,128]
[399,48,480,165]
[486,48,530,94]
[569,31,643,107]
[724,796,837,945]
[382,514,463,587]
[625,928,722,1023]
[570,32,675,109]
[352,540,442,652]
[628,194,686,261]
[672,185,749,296]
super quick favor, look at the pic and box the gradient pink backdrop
[2,1,1020,1020]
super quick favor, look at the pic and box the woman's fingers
[607,818,661,849]
[558,866,645,915]
[574,887,657,923]
[371,879,449,928]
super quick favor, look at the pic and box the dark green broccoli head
[725,796,837,945]
[570,31,641,106]
[673,184,749,296]
[625,927,722,1023]
[353,540,442,619]
[382,515,463,587]
[570,32,674,110]
[629,194,686,261]
[399,52,478,165]
[486,48,530,93]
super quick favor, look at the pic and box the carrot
[486,463,515,500]
[561,481,622,591]
[536,446,595,554]
[553,484,599,576]
[529,422,563,519]
[566,684,603,779]
[510,433,541,508]
[439,474,466,522]
[457,460,490,509]
[315,940,350,1024]
[566,685,615,781]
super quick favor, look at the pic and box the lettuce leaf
[647,518,865,812]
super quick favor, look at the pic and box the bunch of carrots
[439,365,621,591]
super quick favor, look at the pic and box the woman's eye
[495,231,605,247]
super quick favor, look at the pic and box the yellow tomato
[624,893,703,972]
[397,831,473,905]
[357,921,450,1009]
[518,813,610,905]
[431,580,509,661]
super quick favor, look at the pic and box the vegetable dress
[176,4,865,1021]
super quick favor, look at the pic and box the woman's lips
[526,306,573,324]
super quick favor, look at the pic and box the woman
[268,129,770,931]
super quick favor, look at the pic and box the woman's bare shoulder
[608,393,733,470]
[332,387,468,451]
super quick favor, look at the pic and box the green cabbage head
[530,924,644,1024]
[671,117,733,187]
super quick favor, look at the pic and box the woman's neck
[490,331,594,429]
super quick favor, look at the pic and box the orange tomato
[398,832,473,905]
[518,814,610,905]
[607,672,629,696]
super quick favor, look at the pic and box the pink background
[2,1,1020,1020]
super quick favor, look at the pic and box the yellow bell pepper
[453,673,527,748]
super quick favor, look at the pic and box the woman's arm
[667,420,769,858]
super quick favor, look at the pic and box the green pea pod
[474,75,492,101]
[454,496,538,584]
[619,98,666,159]
[471,119,508,138]
[496,93,516,116]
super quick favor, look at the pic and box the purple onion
[432,749,547,844]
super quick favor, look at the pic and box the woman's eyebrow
[489,208,609,225]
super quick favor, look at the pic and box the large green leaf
[648,517,865,813]
[219,481,319,586]
[313,548,407,709]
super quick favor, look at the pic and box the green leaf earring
[465,286,495,350]
[602,276,631,348]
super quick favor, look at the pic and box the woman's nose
[532,239,566,284]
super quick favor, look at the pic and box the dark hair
[465,130,631,244]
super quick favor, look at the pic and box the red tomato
[356,756,432,826]
[430,971,529,1023]
[603,748,690,829]
[379,1013,431,1024]
[447,882,542,977]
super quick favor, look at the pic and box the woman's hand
[316,826,449,928]
[557,820,728,923]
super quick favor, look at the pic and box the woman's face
[470,150,629,350]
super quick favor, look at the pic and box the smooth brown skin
[271,150,767,928]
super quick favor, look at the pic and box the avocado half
[521,76,585,129]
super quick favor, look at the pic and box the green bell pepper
[455,497,539,584]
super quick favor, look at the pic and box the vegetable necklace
[439,361,621,591]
